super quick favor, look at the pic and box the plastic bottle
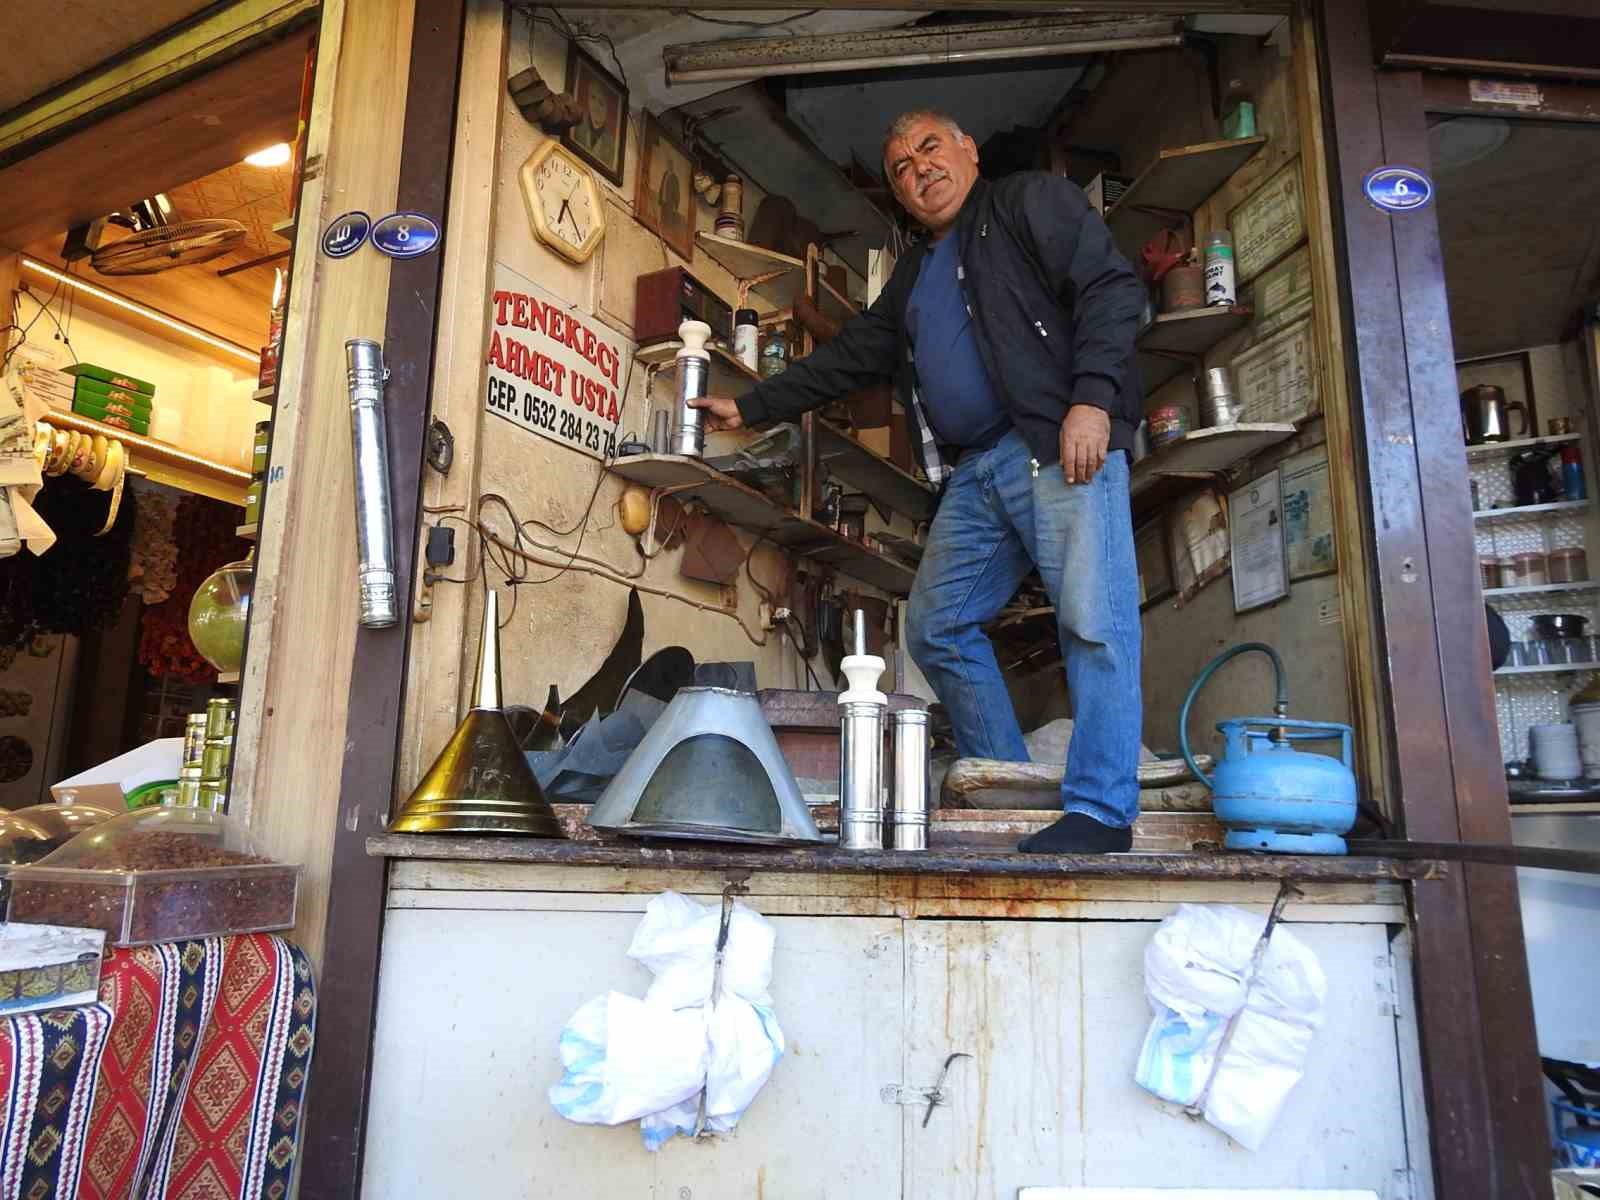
[1564,445,1587,500]
[759,328,787,378]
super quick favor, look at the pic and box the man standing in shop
[692,109,1145,854]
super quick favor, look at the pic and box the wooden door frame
[1316,0,1550,1195]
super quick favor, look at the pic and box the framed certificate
[1231,159,1305,283]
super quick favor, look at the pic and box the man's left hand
[1059,406,1109,484]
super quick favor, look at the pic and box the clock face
[521,143,605,264]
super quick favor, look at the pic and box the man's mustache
[916,170,950,197]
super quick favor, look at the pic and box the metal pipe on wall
[345,339,398,629]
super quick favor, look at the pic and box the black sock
[1016,812,1133,854]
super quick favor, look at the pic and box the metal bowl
[1532,613,1589,639]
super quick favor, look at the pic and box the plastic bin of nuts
[6,807,300,946]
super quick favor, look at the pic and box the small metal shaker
[891,708,930,851]
[1202,366,1239,429]
[651,409,672,454]
[671,320,712,457]
[345,339,398,627]
[838,609,886,851]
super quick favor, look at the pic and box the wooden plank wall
[232,0,413,964]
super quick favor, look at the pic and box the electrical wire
[679,8,819,28]
[517,5,629,89]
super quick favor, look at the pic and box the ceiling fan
[62,195,247,276]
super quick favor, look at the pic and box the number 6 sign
[1362,165,1434,214]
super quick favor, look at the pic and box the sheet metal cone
[389,591,563,836]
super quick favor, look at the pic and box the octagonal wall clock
[520,140,606,265]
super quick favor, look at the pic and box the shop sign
[1362,166,1433,214]
[321,211,370,258]
[372,212,440,258]
[484,262,627,460]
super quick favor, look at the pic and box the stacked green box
[67,365,155,435]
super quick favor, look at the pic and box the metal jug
[1460,384,1528,445]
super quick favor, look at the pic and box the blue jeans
[906,431,1143,827]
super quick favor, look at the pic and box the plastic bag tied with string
[549,890,784,1150]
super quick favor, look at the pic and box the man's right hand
[689,394,744,432]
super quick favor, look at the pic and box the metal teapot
[1180,643,1359,855]
[1461,384,1528,445]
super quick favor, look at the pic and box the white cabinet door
[364,908,905,1200]
[905,921,1415,1199]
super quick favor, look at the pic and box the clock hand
[558,198,581,236]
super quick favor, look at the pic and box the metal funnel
[588,686,821,845]
[388,591,563,837]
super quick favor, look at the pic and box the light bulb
[243,143,292,168]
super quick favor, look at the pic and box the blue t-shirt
[904,233,1009,450]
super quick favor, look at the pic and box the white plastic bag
[550,891,784,1150]
[1134,903,1327,1151]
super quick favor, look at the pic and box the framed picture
[634,109,696,263]
[1135,518,1175,611]
[562,44,627,186]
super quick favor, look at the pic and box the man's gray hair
[881,109,966,166]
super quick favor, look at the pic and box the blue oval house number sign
[372,212,440,259]
[321,211,370,258]
[1363,166,1434,213]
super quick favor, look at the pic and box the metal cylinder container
[839,701,884,850]
[345,339,399,628]
[891,708,930,851]
[672,355,709,457]
[1202,366,1239,428]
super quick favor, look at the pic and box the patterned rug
[0,935,314,1200]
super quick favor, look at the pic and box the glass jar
[1511,551,1549,587]
[759,329,787,379]
[1550,547,1589,584]
[187,555,253,674]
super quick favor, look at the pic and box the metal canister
[839,701,885,850]
[1202,367,1239,428]
[1161,263,1205,311]
[183,713,208,768]
[204,698,234,740]
[891,709,930,852]
[671,320,712,458]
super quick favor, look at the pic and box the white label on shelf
[483,262,630,460]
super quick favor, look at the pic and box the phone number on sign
[486,374,616,460]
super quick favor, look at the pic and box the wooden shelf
[1509,801,1600,814]
[251,386,274,403]
[271,217,296,236]
[236,523,258,541]
[1137,305,1254,392]
[637,338,761,398]
[1129,422,1298,519]
[815,275,859,326]
[1483,580,1600,599]
[1106,136,1269,259]
[1474,500,1590,523]
[217,671,240,684]
[608,453,916,594]
[1465,432,1581,459]
[694,233,806,312]
[813,417,934,522]
[38,410,250,507]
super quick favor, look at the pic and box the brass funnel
[389,591,564,836]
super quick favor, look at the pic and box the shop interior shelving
[1465,431,1581,460]
[1129,422,1297,521]
[1137,305,1254,392]
[1482,580,1600,600]
[236,523,259,541]
[251,386,274,404]
[607,452,915,594]
[1105,135,1269,260]
[623,240,926,594]
[1494,663,1599,677]
[39,409,250,507]
[1474,499,1589,524]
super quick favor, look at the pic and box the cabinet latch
[881,1051,973,1126]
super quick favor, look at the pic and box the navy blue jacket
[735,172,1146,471]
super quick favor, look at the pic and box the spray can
[733,309,760,373]
[1203,230,1237,307]
[672,320,711,458]
[838,609,886,851]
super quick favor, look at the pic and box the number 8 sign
[372,211,441,258]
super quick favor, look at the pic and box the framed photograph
[634,109,696,263]
[1135,518,1175,611]
[562,43,627,186]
